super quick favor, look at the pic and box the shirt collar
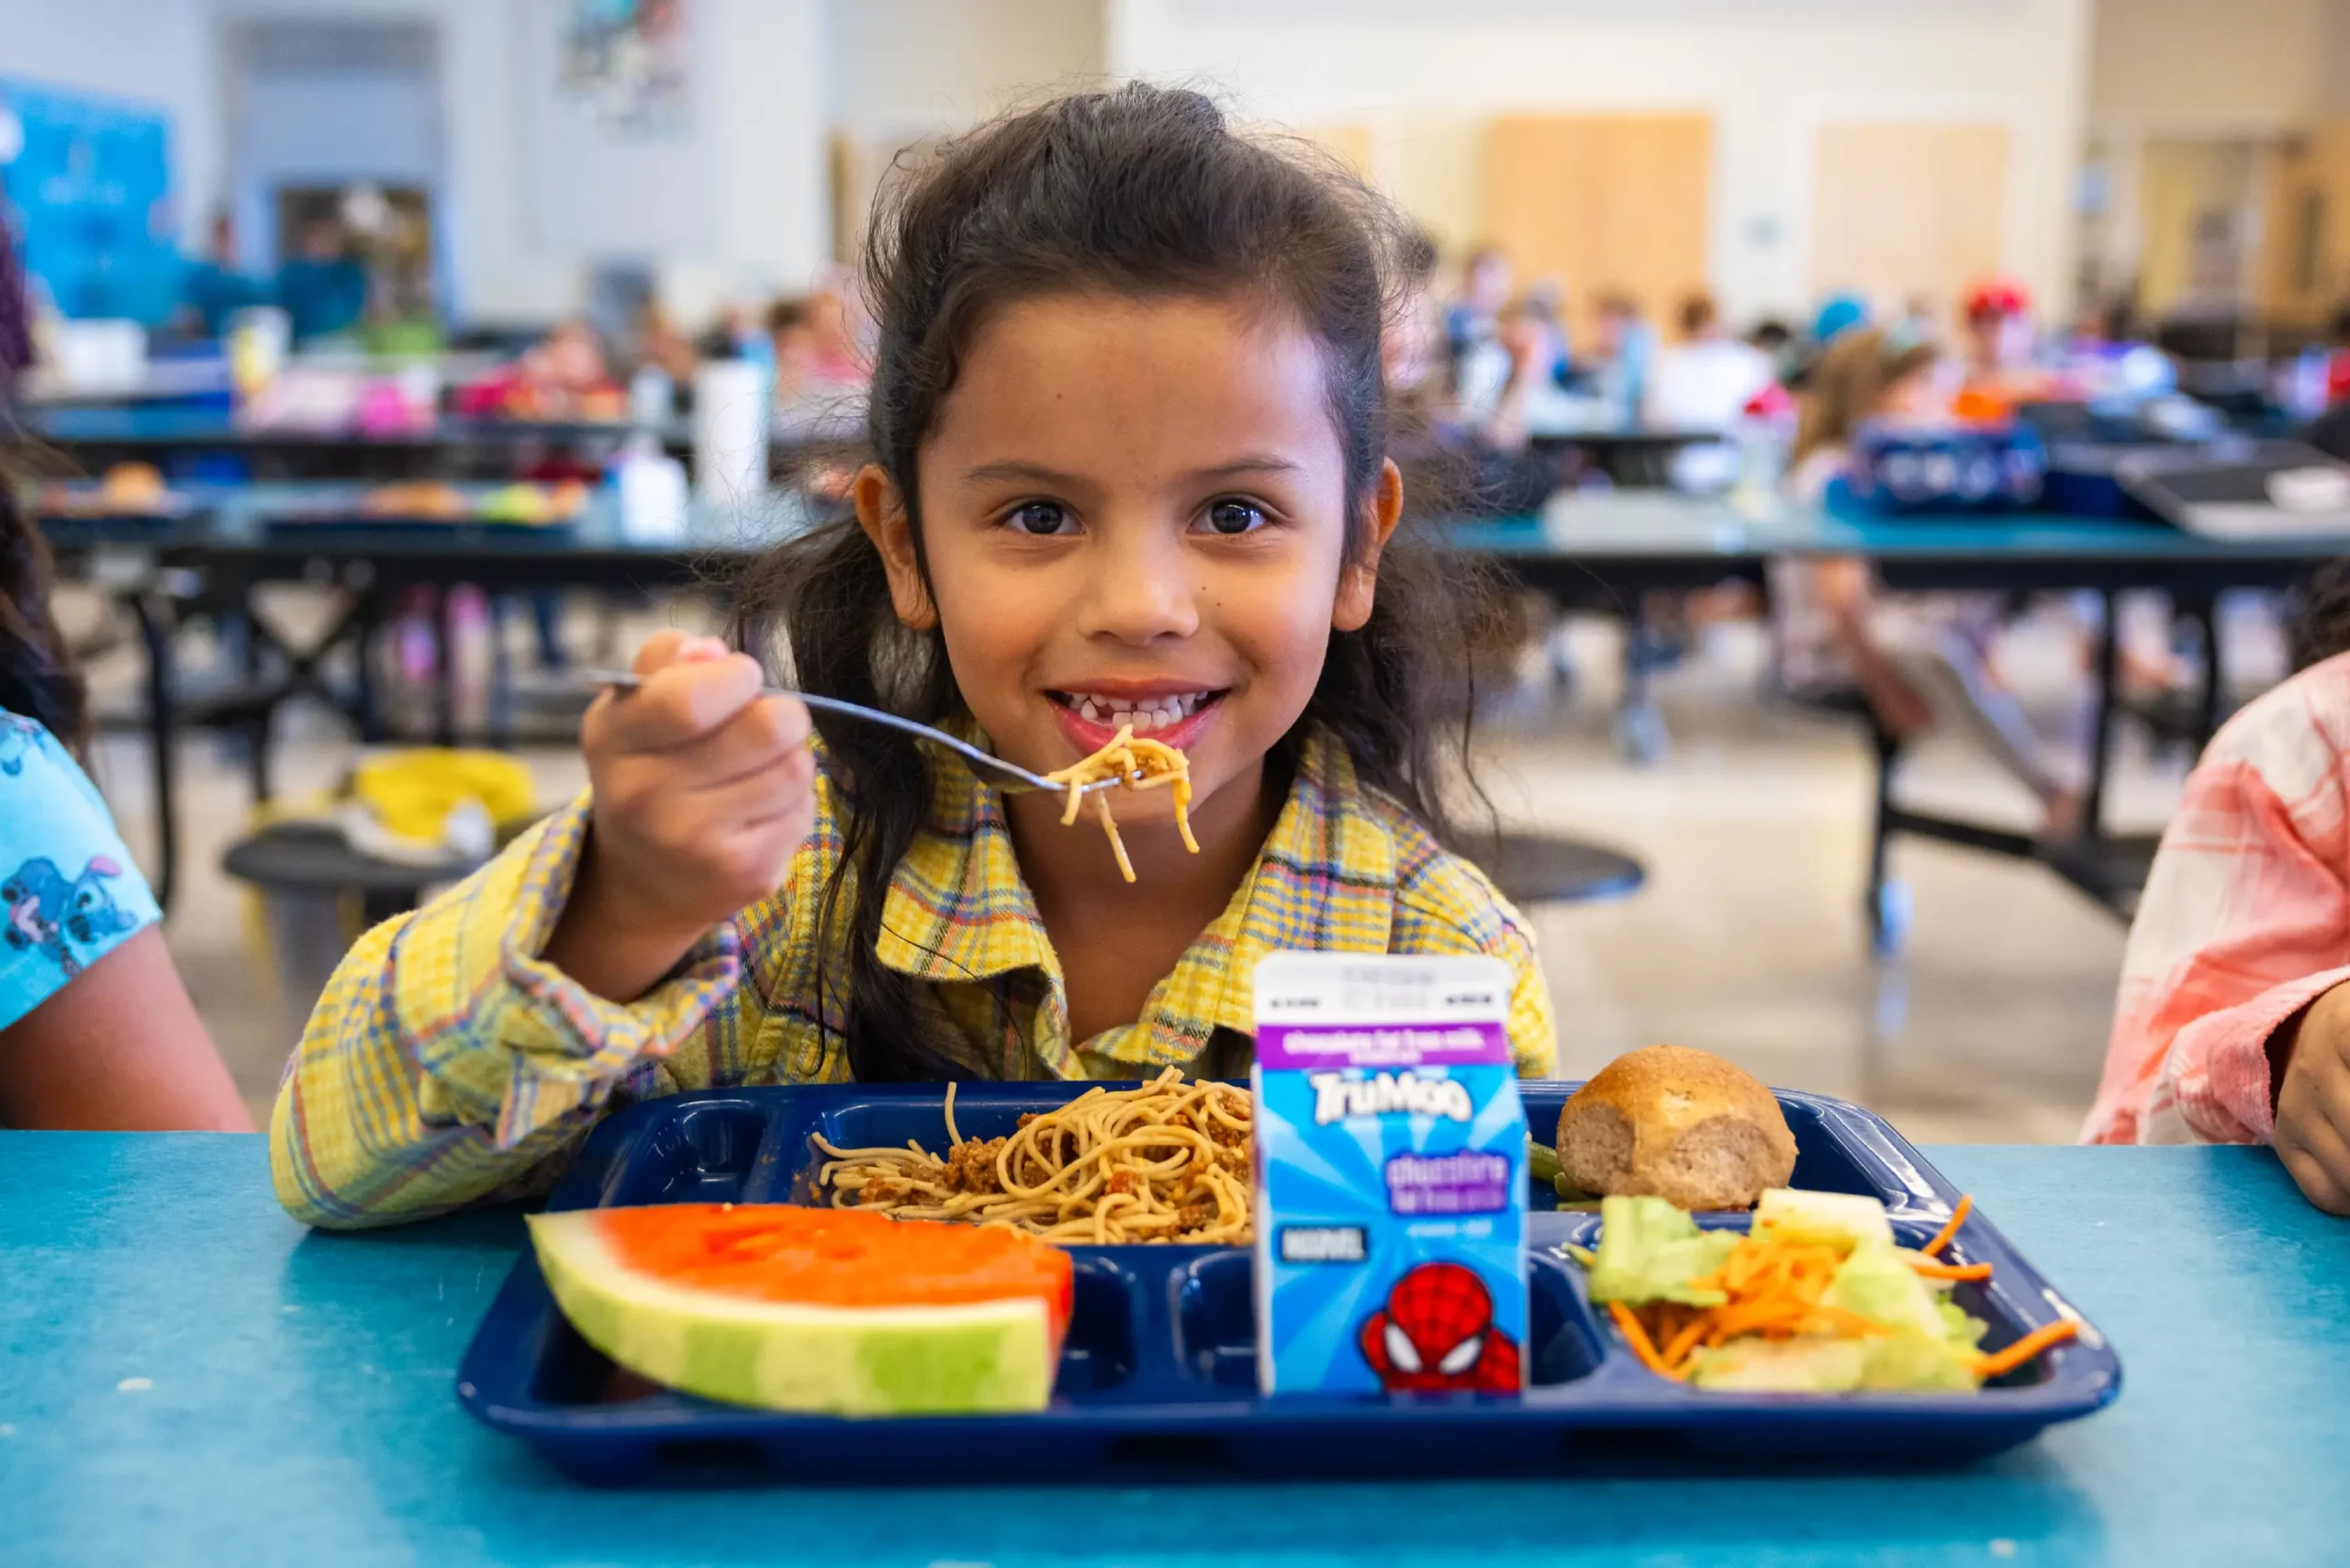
[871,730,1401,1060]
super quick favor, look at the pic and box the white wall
[1103,0,2095,325]
[827,0,1105,141]
[207,0,829,325]
[0,0,222,247]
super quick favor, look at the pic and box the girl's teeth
[1069,693,1203,731]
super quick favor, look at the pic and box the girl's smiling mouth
[1046,685,1228,754]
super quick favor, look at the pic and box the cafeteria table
[1,1133,2340,1567]
[1460,490,2350,945]
[23,402,841,484]
[1525,421,1729,488]
[39,485,818,906]
[46,482,2350,926]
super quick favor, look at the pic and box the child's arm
[0,927,249,1129]
[0,711,245,1129]
[2086,695,2350,1152]
[271,633,820,1227]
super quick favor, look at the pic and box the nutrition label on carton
[1252,954,1530,1396]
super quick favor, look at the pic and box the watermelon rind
[526,1211,1058,1416]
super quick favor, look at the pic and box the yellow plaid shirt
[271,730,1556,1227]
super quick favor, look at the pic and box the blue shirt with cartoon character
[0,711,160,1030]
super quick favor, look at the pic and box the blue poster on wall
[0,77,181,325]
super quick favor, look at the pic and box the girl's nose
[1074,526,1199,644]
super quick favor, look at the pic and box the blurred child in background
[1644,292,1774,431]
[274,217,368,345]
[1774,328,2084,838]
[1444,244,1513,386]
[1954,277,2042,416]
[1589,292,1655,424]
[803,267,873,387]
[175,211,268,340]
[456,320,622,421]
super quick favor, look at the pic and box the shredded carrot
[1608,1301,1684,1379]
[1921,1195,1974,1259]
[1973,1319,2079,1381]
[1599,1204,2027,1383]
[1807,1304,1898,1338]
[1662,1314,1711,1369]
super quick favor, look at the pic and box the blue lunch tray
[456,1081,2121,1480]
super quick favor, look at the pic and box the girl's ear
[854,465,939,631]
[1331,459,1404,633]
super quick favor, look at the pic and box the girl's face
[859,291,1398,838]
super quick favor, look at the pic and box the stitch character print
[0,712,42,776]
[3,855,140,978]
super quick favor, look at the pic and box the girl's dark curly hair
[2290,557,2350,672]
[732,84,1502,1081]
[0,480,88,755]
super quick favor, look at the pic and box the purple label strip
[1257,1020,1510,1070]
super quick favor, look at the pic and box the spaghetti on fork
[1041,725,1198,881]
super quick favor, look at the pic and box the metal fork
[577,668,1127,796]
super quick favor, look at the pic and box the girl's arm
[2086,681,2350,1148]
[0,926,250,1129]
[272,635,821,1228]
[269,799,774,1226]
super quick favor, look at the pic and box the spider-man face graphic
[1357,1261,1521,1394]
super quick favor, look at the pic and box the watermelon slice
[527,1204,1073,1416]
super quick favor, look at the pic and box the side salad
[1567,1189,2080,1392]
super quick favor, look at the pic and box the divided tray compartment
[458,1082,2121,1480]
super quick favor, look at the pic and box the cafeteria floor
[76,589,2288,1143]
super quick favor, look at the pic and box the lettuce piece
[1586,1195,1739,1305]
[1753,1188,1896,1252]
[1688,1336,1868,1392]
[1938,1298,1990,1350]
[1859,1329,1983,1392]
[1822,1242,1946,1338]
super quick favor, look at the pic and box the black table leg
[487,593,514,750]
[2082,588,2120,840]
[434,585,459,746]
[352,585,384,743]
[2189,591,2222,745]
[129,589,179,914]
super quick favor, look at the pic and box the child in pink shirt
[2087,591,2350,1214]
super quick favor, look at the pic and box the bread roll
[1553,1045,1796,1211]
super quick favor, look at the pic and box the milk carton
[1252,953,1529,1396]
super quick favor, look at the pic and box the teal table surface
[1446,490,2350,564]
[3,1137,2345,1568]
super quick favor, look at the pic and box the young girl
[273,85,1557,1227]
[0,489,249,1128]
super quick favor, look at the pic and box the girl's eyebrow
[961,456,1304,485]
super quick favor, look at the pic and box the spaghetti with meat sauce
[1041,725,1197,882]
[811,1069,1252,1245]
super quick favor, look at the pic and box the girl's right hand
[546,631,815,1001]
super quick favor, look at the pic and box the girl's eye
[1203,499,1268,536]
[1005,501,1076,537]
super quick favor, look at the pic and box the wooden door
[1481,114,1713,345]
[1810,124,2009,323]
